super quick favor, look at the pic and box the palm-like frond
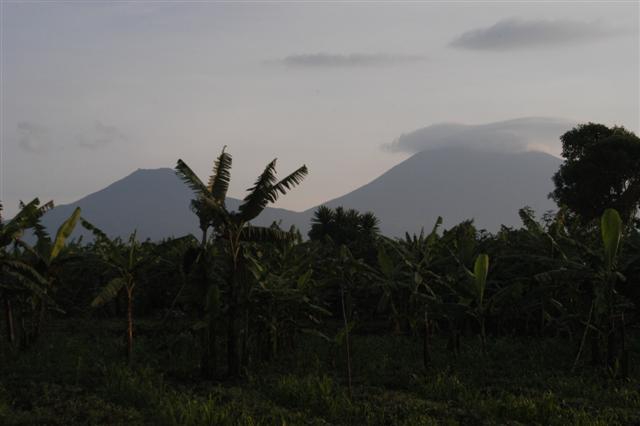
[359,212,380,234]
[175,159,209,196]
[0,198,53,247]
[207,148,232,203]
[270,165,308,199]
[241,225,298,243]
[12,240,46,270]
[80,218,127,267]
[81,218,111,245]
[202,195,231,224]
[2,258,48,287]
[91,277,126,307]
[239,162,307,222]
[1,258,59,308]
[238,159,278,221]
[50,207,81,262]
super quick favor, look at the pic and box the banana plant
[570,208,629,372]
[471,254,489,353]
[374,243,404,334]
[15,207,81,344]
[598,208,625,371]
[81,220,153,365]
[0,199,53,348]
[176,147,308,377]
[245,237,330,363]
[379,218,443,367]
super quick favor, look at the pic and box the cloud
[16,120,126,153]
[76,121,127,149]
[450,18,618,51]
[279,53,426,68]
[384,117,577,156]
[17,121,52,153]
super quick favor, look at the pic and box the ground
[1,319,639,425]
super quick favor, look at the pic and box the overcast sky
[2,1,638,217]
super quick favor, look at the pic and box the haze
[1,1,638,217]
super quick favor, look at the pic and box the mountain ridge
[36,147,562,240]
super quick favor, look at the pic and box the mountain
[303,147,562,235]
[38,168,305,241]
[38,147,562,240]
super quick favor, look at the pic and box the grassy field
[1,319,639,425]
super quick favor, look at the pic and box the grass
[1,319,639,425]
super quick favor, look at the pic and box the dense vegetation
[1,123,640,425]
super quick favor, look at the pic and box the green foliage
[552,123,640,222]
[91,277,126,307]
[601,208,622,271]
[3,137,640,423]
[50,207,81,262]
[472,254,489,306]
[2,325,639,425]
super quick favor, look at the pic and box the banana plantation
[2,128,640,425]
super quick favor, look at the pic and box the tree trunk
[201,263,218,379]
[423,308,431,369]
[606,325,617,371]
[340,284,353,399]
[227,306,240,377]
[241,299,249,369]
[126,287,134,365]
[620,314,629,379]
[32,299,46,345]
[20,313,28,351]
[201,323,217,378]
[227,267,241,377]
[480,318,487,355]
[590,334,602,366]
[4,296,15,346]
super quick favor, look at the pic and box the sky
[1,1,639,217]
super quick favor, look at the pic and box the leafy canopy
[551,123,640,223]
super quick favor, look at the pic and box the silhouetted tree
[308,206,380,262]
[176,148,308,377]
[551,123,640,223]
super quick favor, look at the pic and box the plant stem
[572,302,594,372]
[4,296,15,346]
[126,286,134,366]
[423,308,431,369]
[340,283,353,399]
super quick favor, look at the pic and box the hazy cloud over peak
[450,18,619,51]
[279,53,426,68]
[384,117,576,156]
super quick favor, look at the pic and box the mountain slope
[38,147,563,241]
[304,147,562,235]
[38,168,305,241]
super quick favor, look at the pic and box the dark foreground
[1,319,639,425]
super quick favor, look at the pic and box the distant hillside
[303,147,562,235]
[38,168,305,241]
[38,147,562,240]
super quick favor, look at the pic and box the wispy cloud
[16,120,126,153]
[17,121,51,153]
[450,18,619,51]
[76,121,127,149]
[278,53,426,68]
[384,117,576,156]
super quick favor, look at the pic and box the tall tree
[551,123,640,223]
[176,148,308,377]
